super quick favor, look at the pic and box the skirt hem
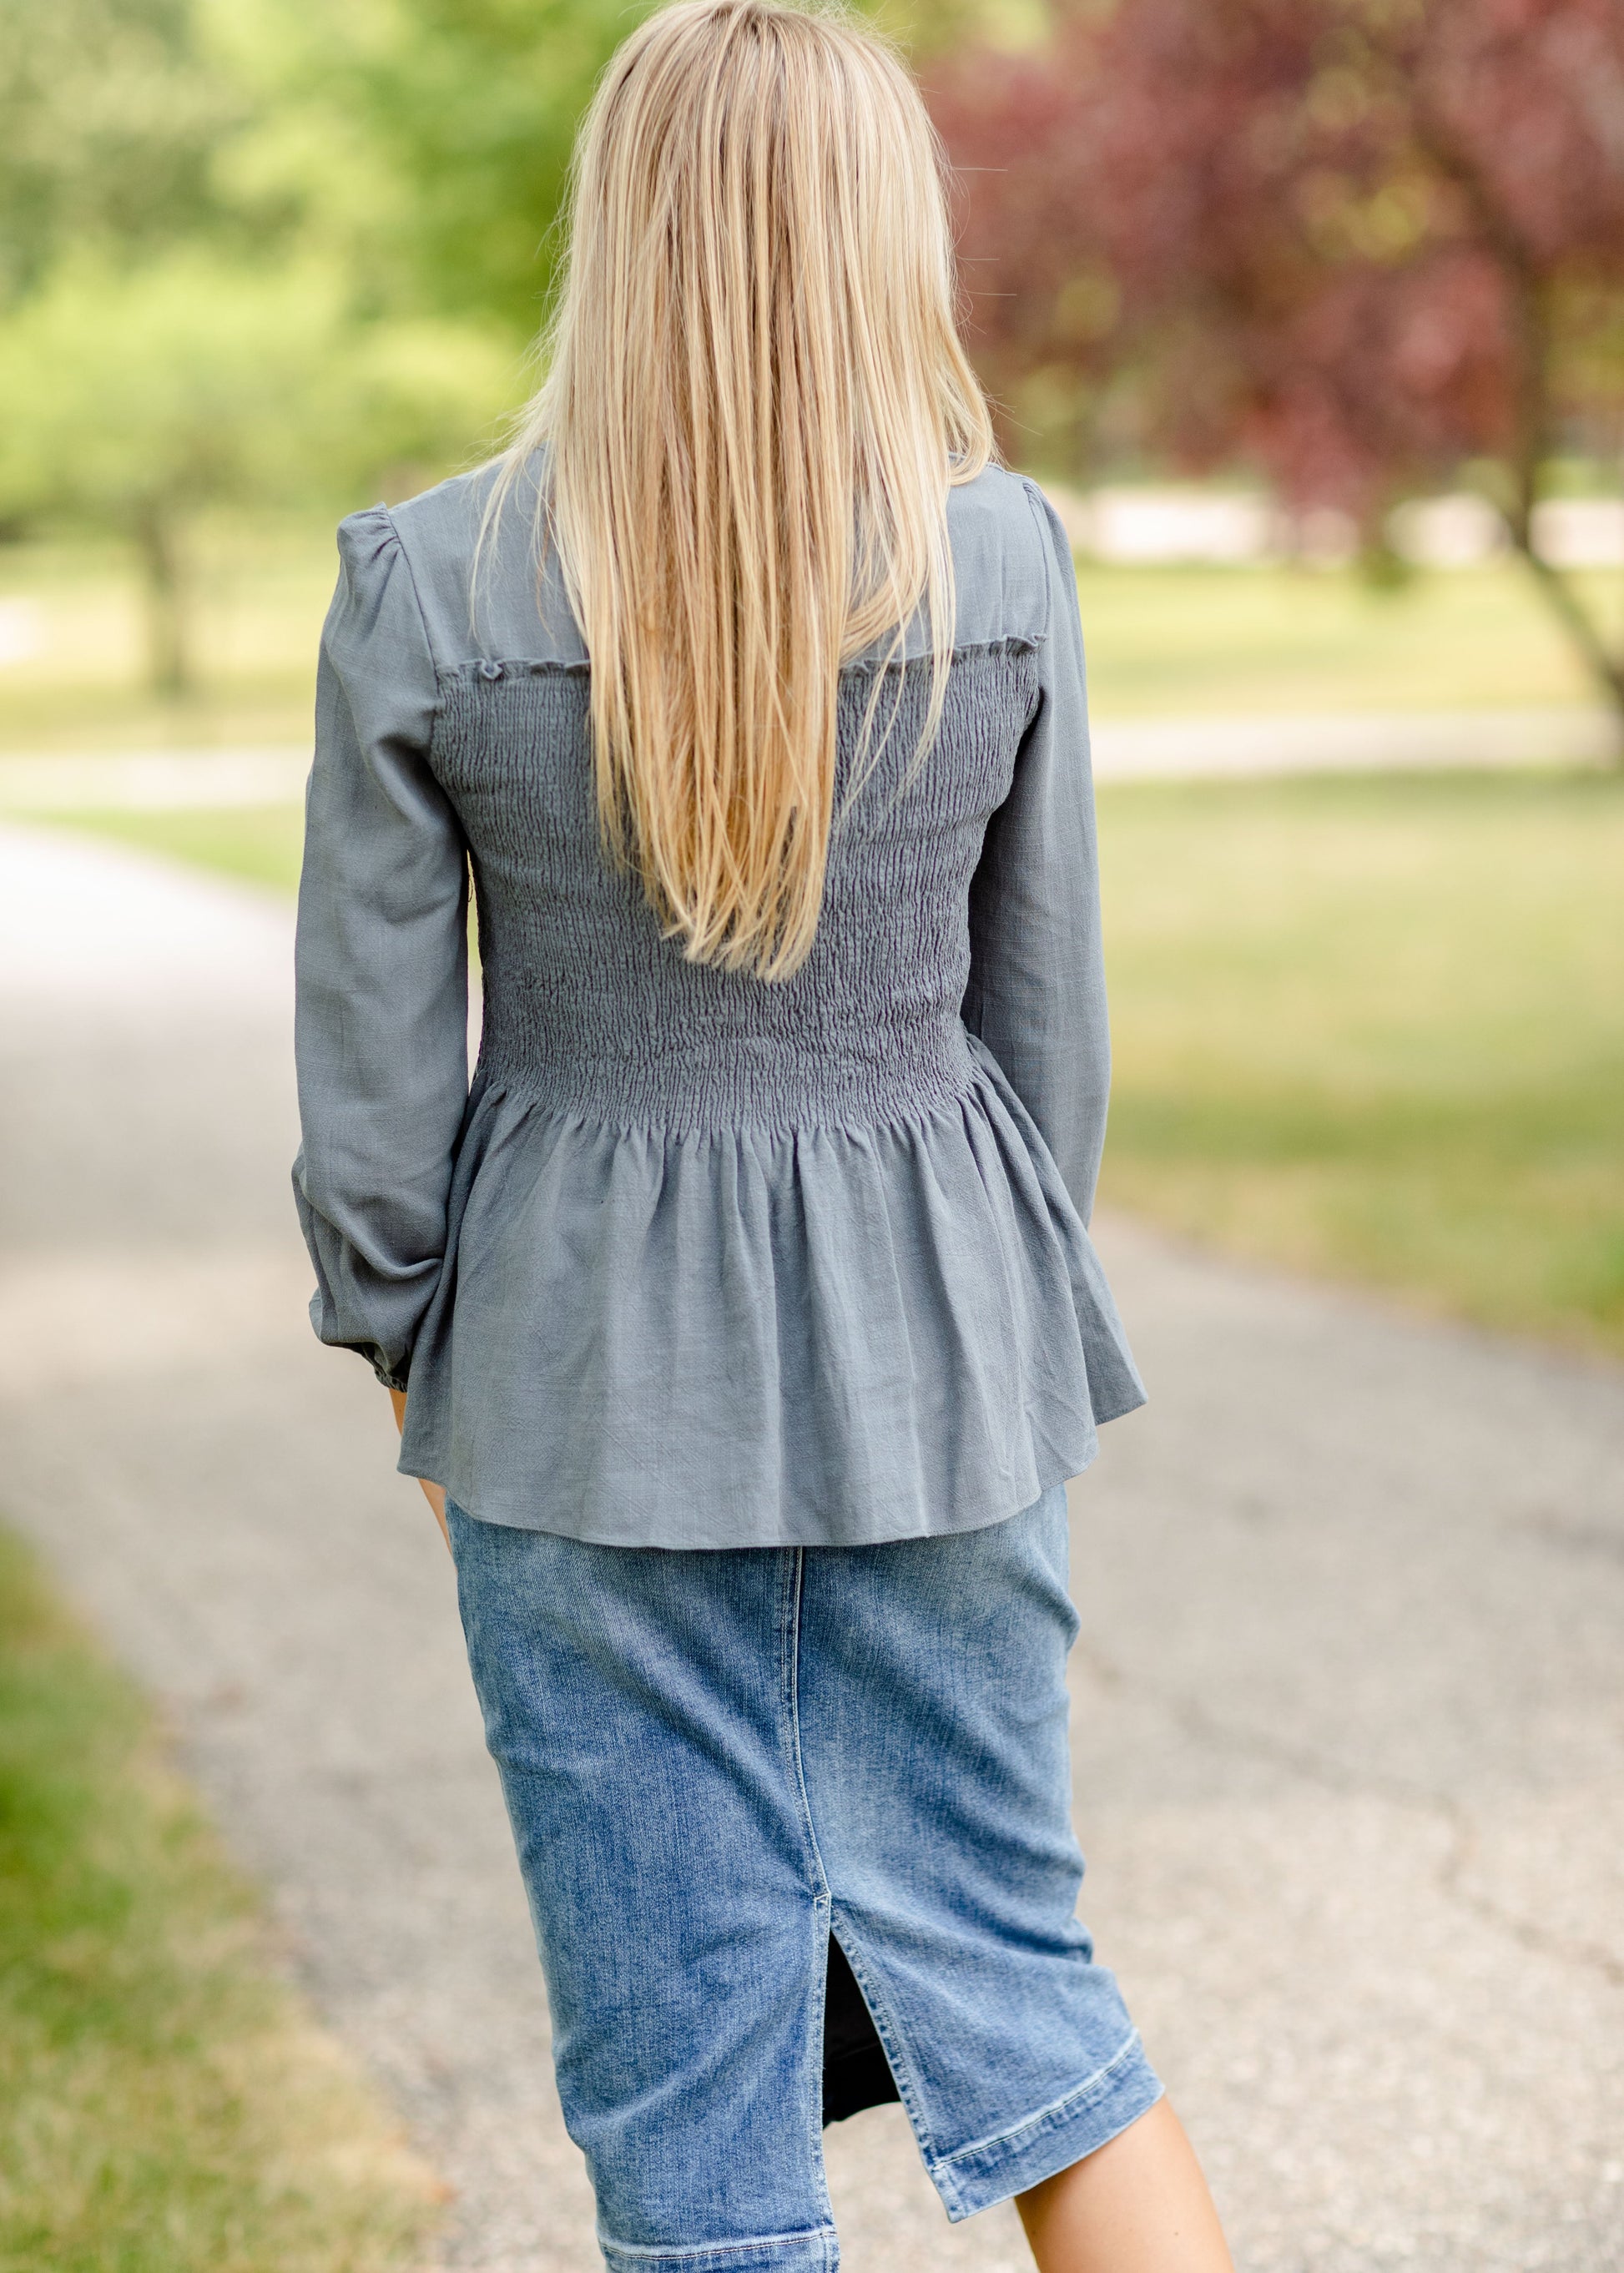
[596,2222,840,2271]
[929,2030,1165,2222]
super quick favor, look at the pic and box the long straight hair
[486,0,993,980]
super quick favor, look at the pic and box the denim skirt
[447,1483,1162,2272]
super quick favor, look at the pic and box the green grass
[1075,556,1620,718]
[1095,767,1624,1360]
[51,806,310,895]
[0,522,335,753]
[0,1525,441,2273]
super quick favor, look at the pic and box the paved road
[3,820,1621,2273]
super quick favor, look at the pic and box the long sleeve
[292,506,470,1390]
[961,482,1111,1226]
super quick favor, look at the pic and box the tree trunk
[1408,88,1624,758]
[132,502,192,699]
[1505,532,1624,754]
[1495,260,1624,748]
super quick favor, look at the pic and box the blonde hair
[485,0,993,980]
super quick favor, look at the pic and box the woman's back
[420,454,1047,1126]
[293,452,1143,1546]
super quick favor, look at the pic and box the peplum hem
[396,1030,1145,1549]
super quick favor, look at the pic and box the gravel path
[3,819,1621,2272]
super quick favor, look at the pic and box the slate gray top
[291,455,1143,1546]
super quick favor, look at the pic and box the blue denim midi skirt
[447,1483,1163,2271]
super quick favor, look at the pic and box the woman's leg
[1016,2099,1233,2273]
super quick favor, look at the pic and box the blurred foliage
[0,0,243,307]
[227,0,657,338]
[926,0,1624,716]
[0,0,526,689]
[930,0,1624,506]
[0,251,515,689]
[0,0,1000,694]
[6,0,1617,703]
[0,521,349,751]
[220,0,977,336]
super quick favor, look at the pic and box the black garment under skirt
[823,1936,901,2125]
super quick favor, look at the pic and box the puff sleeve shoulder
[291,507,470,1390]
[961,481,1112,1226]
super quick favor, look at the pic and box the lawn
[38,766,1624,1368]
[58,804,310,896]
[1075,553,1619,718]
[0,1525,441,2273]
[1095,767,1624,1361]
[0,522,335,754]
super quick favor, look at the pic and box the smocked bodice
[438,644,1039,1131]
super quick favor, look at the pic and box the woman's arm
[961,482,1111,1224]
[293,508,470,1496]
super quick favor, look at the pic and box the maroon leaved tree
[926,0,1624,728]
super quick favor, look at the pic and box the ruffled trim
[436,633,1044,691]
[396,1034,1143,1547]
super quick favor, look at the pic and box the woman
[293,3,1233,2267]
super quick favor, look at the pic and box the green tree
[0,0,246,308]
[225,0,649,340]
[233,0,972,343]
[0,251,517,692]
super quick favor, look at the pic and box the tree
[927,0,1624,725]
[0,0,247,310]
[232,0,970,343]
[0,252,516,692]
[925,39,1125,474]
[224,0,653,342]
